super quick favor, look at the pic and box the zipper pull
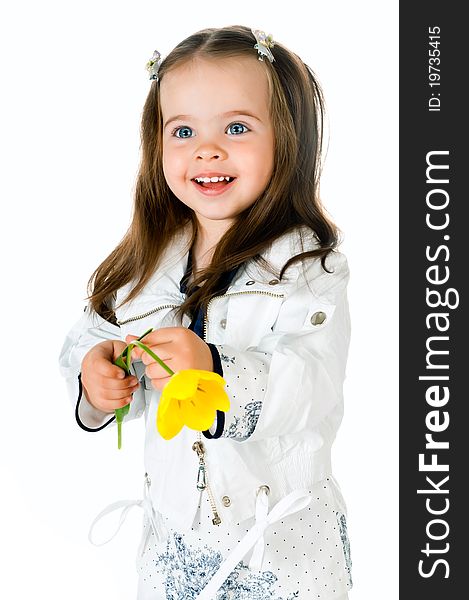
[192,439,221,525]
[211,512,222,526]
[192,441,207,491]
[192,440,205,459]
[197,464,207,491]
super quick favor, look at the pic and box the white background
[0,1,398,598]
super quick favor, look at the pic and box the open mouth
[192,176,236,188]
[191,175,236,195]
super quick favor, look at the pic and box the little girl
[60,25,352,600]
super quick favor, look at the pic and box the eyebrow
[163,110,263,130]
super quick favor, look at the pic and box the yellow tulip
[157,370,230,440]
[115,332,230,446]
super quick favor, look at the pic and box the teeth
[194,176,233,183]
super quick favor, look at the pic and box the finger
[125,335,143,360]
[131,339,156,361]
[141,347,173,366]
[84,373,137,393]
[98,396,135,411]
[97,385,140,401]
[129,345,143,361]
[141,327,183,345]
[152,376,172,391]
[110,396,132,410]
[96,359,126,379]
[100,375,139,390]
[145,360,174,379]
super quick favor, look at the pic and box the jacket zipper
[197,291,224,526]
[116,304,180,326]
[192,434,221,525]
[197,288,284,525]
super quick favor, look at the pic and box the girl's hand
[81,340,140,413]
[126,328,214,391]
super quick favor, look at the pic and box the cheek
[162,145,188,182]
[243,135,274,179]
[247,147,274,185]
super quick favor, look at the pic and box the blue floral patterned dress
[137,477,351,600]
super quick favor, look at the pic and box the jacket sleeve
[58,306,146,431]
[217,252,351,442]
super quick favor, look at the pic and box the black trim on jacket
[75,373,115,432]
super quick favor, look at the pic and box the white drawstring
[249,486,270,571]
[195,488,312,600]
[88,477,163,556]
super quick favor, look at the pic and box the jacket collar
[143,223,318,293]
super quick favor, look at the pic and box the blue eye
[227,122,249,135]
[174,126,194,138]
[172,123,249,137]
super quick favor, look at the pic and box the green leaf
[115,352,130,374]
[114,403,130,449]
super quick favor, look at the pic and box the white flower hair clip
[146,50,162,81]
[252,29,275,63]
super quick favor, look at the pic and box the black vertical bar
[400,3,467,597]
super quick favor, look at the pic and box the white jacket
[59,224,351,532]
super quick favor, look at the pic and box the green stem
[113,329,174,449]
[117,419,122,450]
[115,327,153,373]
[130,340,175,376]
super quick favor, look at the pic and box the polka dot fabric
[136,477,351,599]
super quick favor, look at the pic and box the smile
[194,176,234,183]
[191,175,237,196]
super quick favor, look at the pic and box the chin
[199,212,236,221]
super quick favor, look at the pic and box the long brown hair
[88,25,340,323]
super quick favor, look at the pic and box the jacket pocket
[219,293,284,349]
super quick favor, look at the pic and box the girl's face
[160,56,274,238]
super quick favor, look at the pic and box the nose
[195,139,227,161]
